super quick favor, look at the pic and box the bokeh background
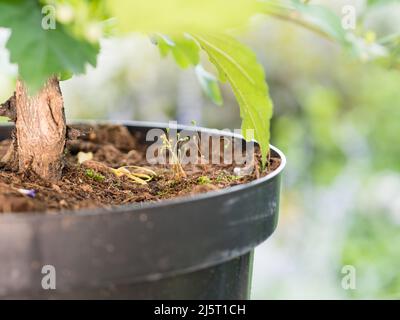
[1,0,399,299]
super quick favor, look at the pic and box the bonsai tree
[0,0,395,182]
[0,0,275,182]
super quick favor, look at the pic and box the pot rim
[0,120,286,220]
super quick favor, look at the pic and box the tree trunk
[0,77,66,182]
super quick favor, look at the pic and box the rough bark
[0,77,67,182]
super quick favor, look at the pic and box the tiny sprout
[216,172,240,183]
[160,133,187,179]
[179,136,190,143]
[191,134,207,168]
[85,169,105,182]
[197,176,211,185]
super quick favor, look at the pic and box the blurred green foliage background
[1,0,399,299]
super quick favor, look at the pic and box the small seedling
[85,169,105,182]
[160,132,188,179]
[197,176,211,185]
[190,134,207,169]
[216,172,240,183]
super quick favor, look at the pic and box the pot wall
[0,121,285,299]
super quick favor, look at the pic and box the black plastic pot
[0,121,286,299]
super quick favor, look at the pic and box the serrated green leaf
[59,70,73,81]
[193,34,273,165]
[155,34,200,68]
[195,65,223,106]
[155,34,222,105]
[0,0,99,92]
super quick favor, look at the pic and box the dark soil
[0,124,281,214]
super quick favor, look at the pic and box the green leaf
[155,34,222,105]
[193,34,273,165]
[59,70,73,81]
[291,1,349,47]
[0,0,99,92]
[155,34,200,68]
[107,0,259,34]
[195,65,223,106]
